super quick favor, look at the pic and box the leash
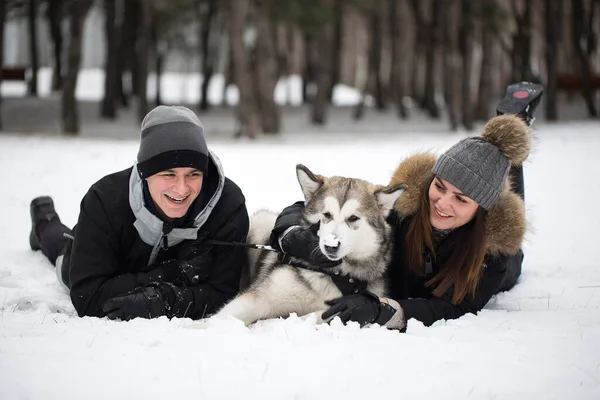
[207,239,368,296]
[207,239,278,252]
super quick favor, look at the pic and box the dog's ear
[375,184,407,217]
[296,164,324,201]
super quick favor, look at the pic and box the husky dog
[215,165,406,326]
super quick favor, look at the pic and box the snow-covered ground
[1,71,599,399]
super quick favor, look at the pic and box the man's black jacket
[63,164,249,319]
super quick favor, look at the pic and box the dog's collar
[277,253,368,296]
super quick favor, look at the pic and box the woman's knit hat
[432,115,531,210]
[136,105,208,179]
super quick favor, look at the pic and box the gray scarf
[128,150,225,264]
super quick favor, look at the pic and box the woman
[271,114,531,331]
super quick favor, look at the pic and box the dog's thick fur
[215,165,406,325]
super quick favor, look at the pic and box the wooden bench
[1,67,28,81]
[557,74,600,92]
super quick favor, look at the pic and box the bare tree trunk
[409,0,426,106]
[254,0,281,133]
[475,24,494,121]
[101,0,118,119]
[151,14,162,107]
[423,0,441,118]
[275,23,293,104]
[0,0,5,130]
[154,51,163,106]
[47,0,64,91]
[124,0,140,96]
[250,49,262,117]
[389,0,408,119]
[442,0,459,131]
[572,0,598,117]
[226,0,258,138]
[198,0,217,111]
[372,2,386,110]
[586,0,598,58]
[354,7,385,120]
[544,0,560,121]
[62,0,93,134]
[312,17,334,125]
[222,46,234,107]
[460,0,474,130]
[27,0,39,96]
[511,0,533,82]
[327,0,343,103]
[115,0,130,107]
[302,33,315,104]
[136,1,151,123]
[274,23,289,102]
[519,0,532,81]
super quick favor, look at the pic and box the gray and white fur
[215,164,406,325]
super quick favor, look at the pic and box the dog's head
[296,164,406,262]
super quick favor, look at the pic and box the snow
[1,72,600,399]
[322,233,340,247]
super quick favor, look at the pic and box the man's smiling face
[146,167,204,222]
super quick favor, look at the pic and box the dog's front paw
[312,310,327,324]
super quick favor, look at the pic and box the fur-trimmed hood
[388,152,526,257]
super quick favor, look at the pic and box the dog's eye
[323,212,332,220]
[347,215,360,223]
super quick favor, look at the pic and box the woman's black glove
[102,283,191,321]
[322,291,398,327]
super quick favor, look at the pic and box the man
[29,105,249,321]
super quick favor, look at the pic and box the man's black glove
[322,291,397,327]
[146,259,201,286]
[269,202,341,269]
[276,226,342,269]
[102,283,189,321]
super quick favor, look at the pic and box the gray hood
[128,150,225,264]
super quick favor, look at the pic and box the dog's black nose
[324,244,340,253]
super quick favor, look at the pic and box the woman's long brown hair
[404,180,488,304]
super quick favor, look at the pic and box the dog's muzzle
[324,243,341,259]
